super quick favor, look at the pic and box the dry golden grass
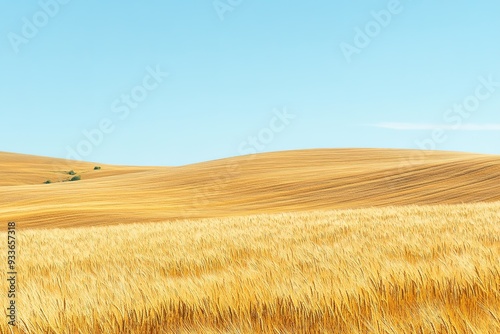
[2,202,500,333]
[2,149,500,333]
[1,149,500,229]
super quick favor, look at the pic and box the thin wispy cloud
[368,122,500,131]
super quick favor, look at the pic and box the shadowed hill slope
[1,149,500,229]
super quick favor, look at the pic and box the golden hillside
[1,148,500,229]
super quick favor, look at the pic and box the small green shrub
[94,166,101,170]
[68,170,76,175]
[69,175,81,181]
[44,180,52,184]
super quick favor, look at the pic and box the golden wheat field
[1,149,500,333]
[1,203,499,333]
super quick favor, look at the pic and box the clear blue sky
[1,0,499,166]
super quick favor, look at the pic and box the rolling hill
[1,148,500,229]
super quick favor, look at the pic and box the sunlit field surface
[3,202,499,333]
[2,149,500,230]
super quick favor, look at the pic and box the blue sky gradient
[1,0,499,166]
